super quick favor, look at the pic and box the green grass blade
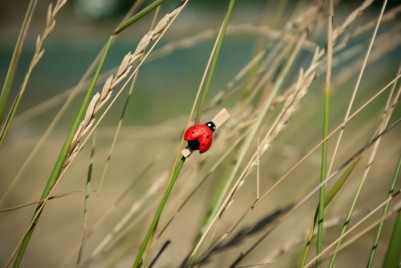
[369,153,401,267]
[189,32,307,265]
[0,0,149,205]
[113,0,168,35]
[194,0,235,123]
[0,0,37,124]
[12,36,113,268]
[133,156,186,268]
[382,202,401,268]
[324,156,361,207]
[301,156,361,266]
[316,1,334,266]
[0,0,67,146]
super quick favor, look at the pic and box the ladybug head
[206,121,216,132]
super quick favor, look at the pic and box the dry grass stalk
[327,65,401,262]
[31,0,67,67]
[305,192,401,267]
[199,1,399,257]
[263,209,366,264]
[90,172,168,259]
[0,0,68,205]
[334,28,401,88]
[327,0,388,175]
[193,205,293,266]
[151,23,316,61]
[345,4,401,41]
[332,0,374,41]
[227,0,390,217]
[63,5,185,169]
[208,53,319,246]
[187,4,324,258]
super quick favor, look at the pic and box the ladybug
[184,121,216,153]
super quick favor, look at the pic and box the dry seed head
[84,93,100,126]
[116,53,132,78]
[64,2,187,169]
[112,65,131,88]
[101,76,113,100]
[47,4,53,25]
[135,33,152,55]
[95,93,112,114]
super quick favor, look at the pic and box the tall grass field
[1,0,401,267]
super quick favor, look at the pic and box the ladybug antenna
[206,121,216,131]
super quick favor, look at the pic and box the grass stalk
[11,1,174,263]
[76,134,95,266]
[189,32,307,264]
[316,1,334,266]
[231,117,401,267]
[90,6,160,230]
[0,0,37,124]
[366,66,401,267]
[0,0,67,146]
[301,156,361,267]
[132,156,186,268]
[369,153,401,267]
[195,0,236,123]
[305,189,401,268]
[113,0,167,35]
[0,0,146,206]
[327,0,388,175]
[11,36,113,268]
[382,188,401,268]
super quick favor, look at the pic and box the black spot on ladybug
[207,135,210,138]
[192,131,194,134]
[188,139,200,150]
[202,143,205,146]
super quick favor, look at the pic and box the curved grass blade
[301,156,361,266]
[11,36,113,268]
[133,156,186,268]
[194,0,236,123]
[0,0,67,146]
[316,1,334,265]
[0,0,37,124]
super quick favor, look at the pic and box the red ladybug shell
[184,124,214,153]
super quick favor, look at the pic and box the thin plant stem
[113,0,167,35]
[305,190,401,268]
[368,153,401,267]
[11,36,114,268]
[76,134,96,266]
[90,5,160,232]
[0,0,37,124]
[189,32,307,264]
[327,0,388,175]
[230,117,401,267]
[195,0,236,123]
[11,1,172,263]
[132,156,186,268]
[0,0,67,146]
[301,156,361,267]
[382,184,401,268]
[316,0,334,266]
[0,0,145,206]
